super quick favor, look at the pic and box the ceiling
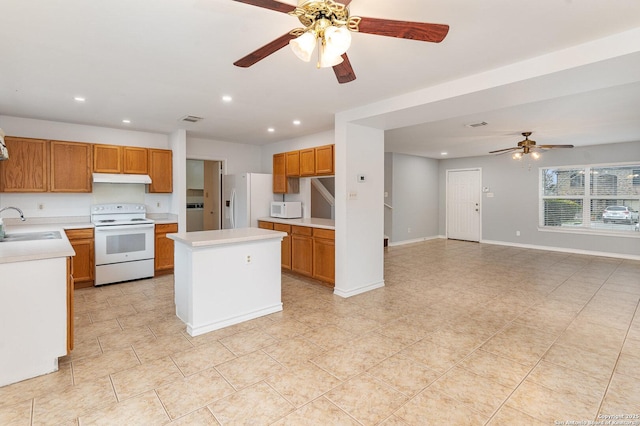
[1,0,639,158]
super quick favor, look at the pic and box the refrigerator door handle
[230,189,236,229]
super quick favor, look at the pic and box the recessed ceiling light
[222,95,232,102]
[293,120,301,125]
[74,96,86,102]
[441,152,448,156]
[267,128,275,133]
[122,119,131,124]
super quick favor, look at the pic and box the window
[540,164,640,233]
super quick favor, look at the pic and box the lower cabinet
[65,228,94,289]
[260,220,334,286]
[155,223,178,275]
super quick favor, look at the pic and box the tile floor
[1,239,639,425]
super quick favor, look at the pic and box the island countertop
[168,227,287,247]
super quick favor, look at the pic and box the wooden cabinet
[65,228,95,289]
[273,153,287,193]
[155,223,178,275]
[93,144,122,173]
[312,228,335,284]
[315,144,334,175]
[94,144,149,175]
[148,149,173,193]
[274,223,292,270]
[258,221,274,230]
[67,257,74,354]
[50,141,92,192]
[0,137,48,192]
[123,147,148,174]
[300,148,315,176]
[285,151,300,177]
[291,225,313,277]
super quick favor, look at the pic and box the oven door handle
[95,224,155,232]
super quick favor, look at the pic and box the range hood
[92,173,152,184]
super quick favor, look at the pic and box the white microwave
[271,201,302,219]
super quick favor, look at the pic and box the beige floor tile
[526,361,607,406]
[301,324,355,350]
[169,407,220,425]
[0,362,73,409]
[543,343,618,382]
[156,368,235,420]
[208,381,294,424]
[215,350,286,390]
[376,317,433,346]
[88,304,137,322]
[171,341,236,376]
[481,323,557,366]
[325,373,408,425]
[430,366,513,417]
[32,376,117,425]
[261,318,313,339]
[424,325,489,352]
[73,319,121,342]
[261,337,324,367]
[97,325,156,352]
[398,339,469,374]
[0,399,32,426]
[378,414,411,425]
[506,379,600,423]
[71,348,140,384]
[394,388,488,425]
[266,361,342,407]
[366,354,440,397]
[458,349,532,389]
[599,372,640,415]
[272,396,359,426]
[111,356,184,401]
[132,333,194,363]
[621,336,640,356]
[219,328,278,356]
[77,390,169,425]
[487,405,548,425]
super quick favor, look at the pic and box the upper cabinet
[148,149,173,193]
[50,141,92,192]
[94,144,148,175]
[93,144,122,173]
[0,137,48,192]
[315,144,334,175]
[273,144,334,192]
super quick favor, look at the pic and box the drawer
[291,225,312,236]
[155,223,178,233]
[313,228,335,240]
[258,221,274,230]
[273,223,291,233]
[65,228,94,240]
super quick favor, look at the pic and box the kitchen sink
[0,230,62,242]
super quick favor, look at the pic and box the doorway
[446,168,481,242]
[186,159,223,231]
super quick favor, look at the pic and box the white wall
[438,141,640,258]
[0,115,173,218]
[187,137,262,175]
[386,153,439,244]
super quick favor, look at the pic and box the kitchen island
[168,227,287,336]
[0,223,76,387]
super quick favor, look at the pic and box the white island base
[168,228,287,337]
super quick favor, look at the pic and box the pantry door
[446,168,481,242]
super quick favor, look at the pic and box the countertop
[168,227,287,248]
[257,217,335,230]
[0,222,77,264]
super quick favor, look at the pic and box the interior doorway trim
[186,157,227,231]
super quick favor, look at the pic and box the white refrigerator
[223,173,273,229]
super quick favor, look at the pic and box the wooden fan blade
[489,147,520,154]
[342,0,353,5]
[356,17,449,43]
[333,53,356,84]
[234,33,297,68]
[537,144,575,149]
[232,0,295,14]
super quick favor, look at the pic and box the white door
[446,169,481,242]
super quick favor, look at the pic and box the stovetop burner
[99,219,116,223]
[91,203,154,226]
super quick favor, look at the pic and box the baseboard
[334,280,385,298]
[388,235,442,247]
[481,239,640,261]
[186,303,283,336]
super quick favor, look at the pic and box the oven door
[94,224,155,265]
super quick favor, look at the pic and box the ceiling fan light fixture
[512,152,523,160]
[324,25,351,57]
[317,39,344,68]
[531,151,541,160]
[289,30,317,62]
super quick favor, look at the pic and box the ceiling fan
[232,0,450,83]
[489,132,574,159]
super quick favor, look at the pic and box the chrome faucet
[0,206,26,221]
